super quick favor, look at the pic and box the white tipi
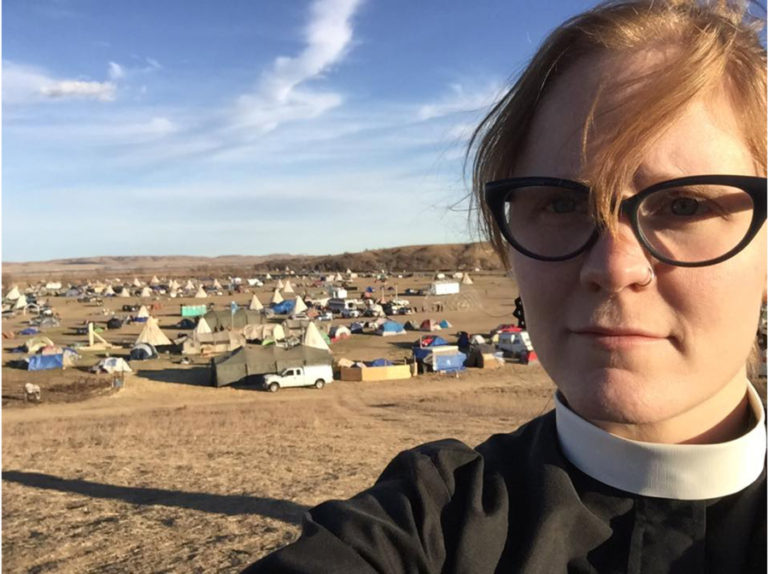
[293,295,308,315]
[271,289,284,305]
[249,294,264,311]
[303,321,330,351]
[135,317,172,346]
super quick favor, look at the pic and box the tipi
[303,321,330,351]
[135,317,172,346]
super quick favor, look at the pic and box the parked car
[496,330,537,364]
[263,364,334,392]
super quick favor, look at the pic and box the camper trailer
[429,281,460,296]
[328,298,361,315]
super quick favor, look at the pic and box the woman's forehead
[513,51,753,182]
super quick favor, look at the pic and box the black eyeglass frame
[484,175,767,267]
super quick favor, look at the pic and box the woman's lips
[570,327,668,349]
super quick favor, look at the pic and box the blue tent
[19,327,39,335]
[376,320,405,336]
[438,319,452,329]
[367,358,393,367]
[27,354,64,371]
[271,300,295,314]
[365,286,374,293]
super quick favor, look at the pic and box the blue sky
[3,0,597,262]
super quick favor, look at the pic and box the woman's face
[511,54,766,430]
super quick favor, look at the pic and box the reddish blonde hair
[470,0,767,267]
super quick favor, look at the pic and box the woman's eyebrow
[632,166,686,187]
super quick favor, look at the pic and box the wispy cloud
[40,79,115,101]
[230,0,364,133]
[3,60,116,103]
[417,81,503,121]
[108,61,125,81]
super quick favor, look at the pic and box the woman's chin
[556,368,674,426]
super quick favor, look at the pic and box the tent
[24,335,55,354]
[194,286,208,298]
[375,320,406,336]
[283,280,294,294]
[194,318,212,335]
[329,325,351,341]
[201,309,264,331]
[135,317,172,347]
[19,327,39,335]
[140,286,152,298]
[118,288,130,298]
[27,354,64,371]
[276,279,285,290]
[92,357,133,374]
[149,275,160,286]
[13,295,28,310]
[210,344,332,387]
[37,317,60,328]
[103,285,116,296]
[133,277,143,287]
[271,289,284,305]
[461,273,474,285]
[293,296,308,315]
[5,286,21,301]
[184,280,196,291]
[271,300,295,315]
[133,305,150,323]
[130,342,158,360]
[242,323,285,343]
[212,279,223,290]
[248,294,264,311]
[368,358,393,367]
[420,319,442,332]
[175,318,196,329]
[303,321,331,351]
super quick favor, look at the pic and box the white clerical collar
[555,382,766,500]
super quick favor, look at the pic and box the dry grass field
[2,272,563,572]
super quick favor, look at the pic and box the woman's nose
[579,223,654,292]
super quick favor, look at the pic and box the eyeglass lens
[503,183,755,263]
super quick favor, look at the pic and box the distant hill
[2,243,503,283]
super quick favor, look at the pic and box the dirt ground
[2,274,566,572]
[3,272,763,572]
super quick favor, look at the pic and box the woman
[245,1,766,571]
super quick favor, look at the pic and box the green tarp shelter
[210,344,332,387]
[202,309,264,331]
[181,304,208,318]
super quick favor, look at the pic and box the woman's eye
[669,197,706,216]
[547,197,577,213]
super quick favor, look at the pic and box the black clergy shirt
[243,407,766,573]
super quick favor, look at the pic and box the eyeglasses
[484,175,767,267]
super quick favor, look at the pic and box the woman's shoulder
[393,408,558,482]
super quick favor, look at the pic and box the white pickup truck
[263,364,334,392]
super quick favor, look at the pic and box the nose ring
[638,265,655,287]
